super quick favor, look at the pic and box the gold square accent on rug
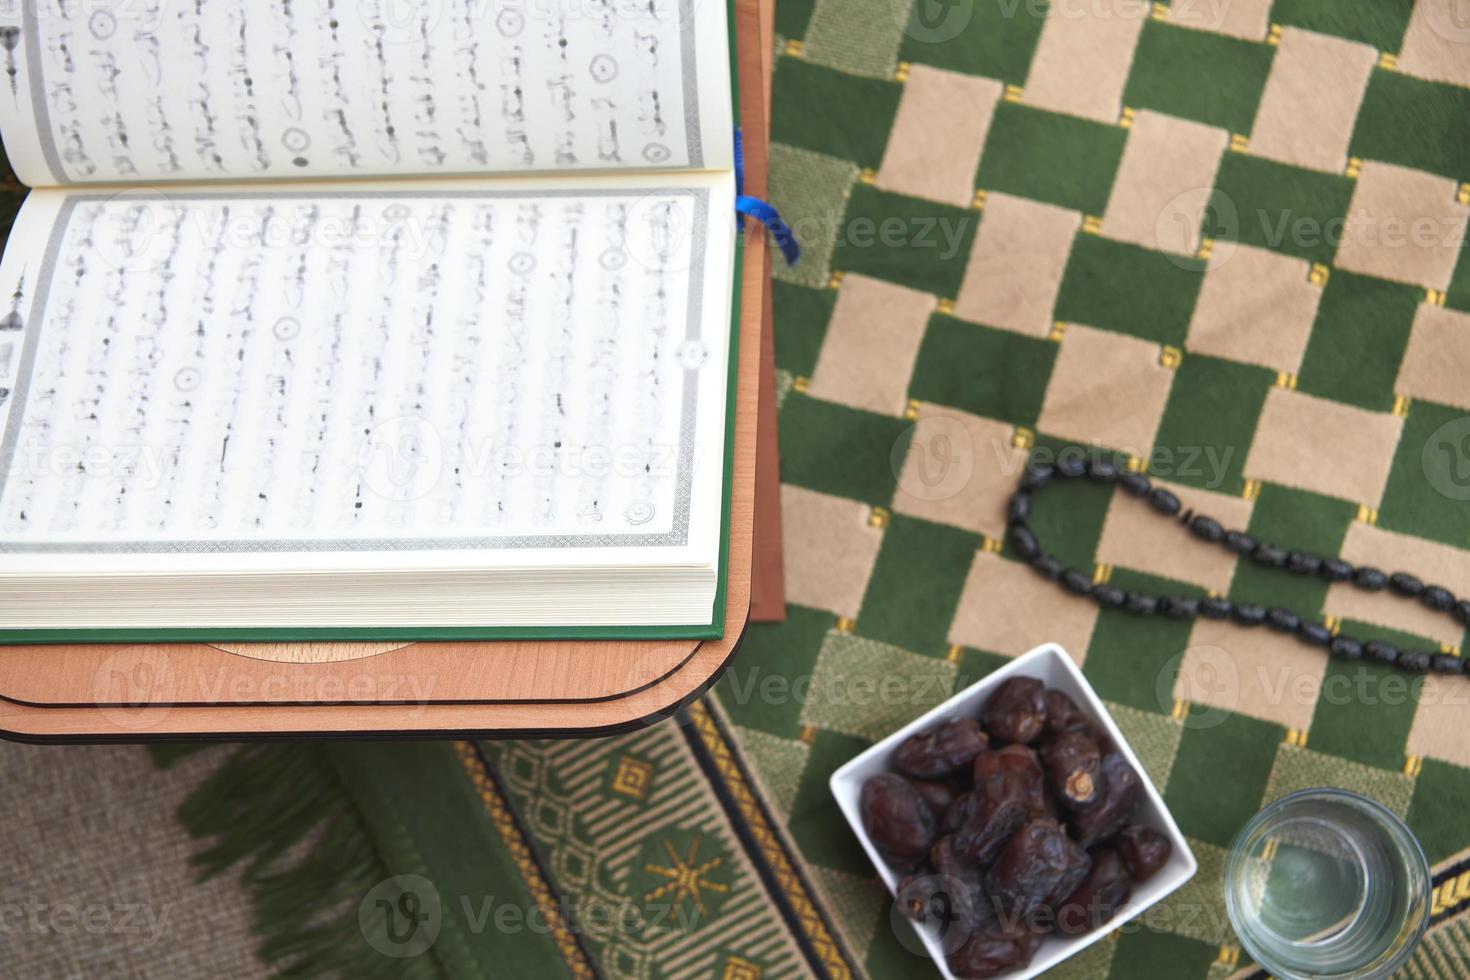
[611,756,655,801]
[721,956,763,980]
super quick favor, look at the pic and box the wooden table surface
[0,0,773,741]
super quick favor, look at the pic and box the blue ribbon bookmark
[734,128,800,266]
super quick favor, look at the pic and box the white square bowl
[830,642,1197,979]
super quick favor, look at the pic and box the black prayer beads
[1008,456,1466,678]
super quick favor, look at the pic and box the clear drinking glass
[1224,788,1430,980]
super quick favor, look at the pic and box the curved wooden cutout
[211,641,413,663]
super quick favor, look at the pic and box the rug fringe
[162,744,443,980]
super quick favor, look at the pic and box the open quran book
[0,0,739,641]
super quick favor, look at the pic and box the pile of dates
[859,677,1172,978]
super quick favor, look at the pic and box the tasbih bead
[1252,543,1287,568]
[1009,524,1040,560]
[1032,554,1063,581]
[1062,569,1092,595]
[1119,472,1150,497]
[1189,515,1224,543]
[1088,458,1119,482]
[1432,654,1465,675]
[1364,639,1397,664]
[1057,453,1087,479]
[1022,464,1054,491]
[1365,640,1399,667]
[1399,650,1431,673]
[1224,531,1256,555]
[1421,585,1454,613]
[1267,607,1301,633]
[1298,622,1332,646]
[1231,602,1266,627]
[1008,492,1032,524]
[1125,592,1159,615]
[1161,596,1199,618]
[1353,566,1387,590]
[1200,596,1232,619]
[1389,572,1424,598]
[1011,452,1469,679]
[1286,551,1321,576]
[1148,487,1181,516]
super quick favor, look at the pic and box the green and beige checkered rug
[10,0,1470,977]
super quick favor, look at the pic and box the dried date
[860,773,936,867]
[947,922,1044,979]
[1055,849,1132,934]
[1116,825,1172,882]
[983,816,1073,919]
[973,744,1047,817]
[1044,836,1092,911]
[896,718,988,779]
[949,790,1028,868]
[981,677,1047,745]
[896,871,986,937]
[1069,752,1141,848]
[1044,689,1089,736]
[907,778,958,822]
[929,834,966,877]
[1041,731,1102,809]
[943,792,979,835]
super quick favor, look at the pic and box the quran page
[0,169,738,632]
[0,0,733,187]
